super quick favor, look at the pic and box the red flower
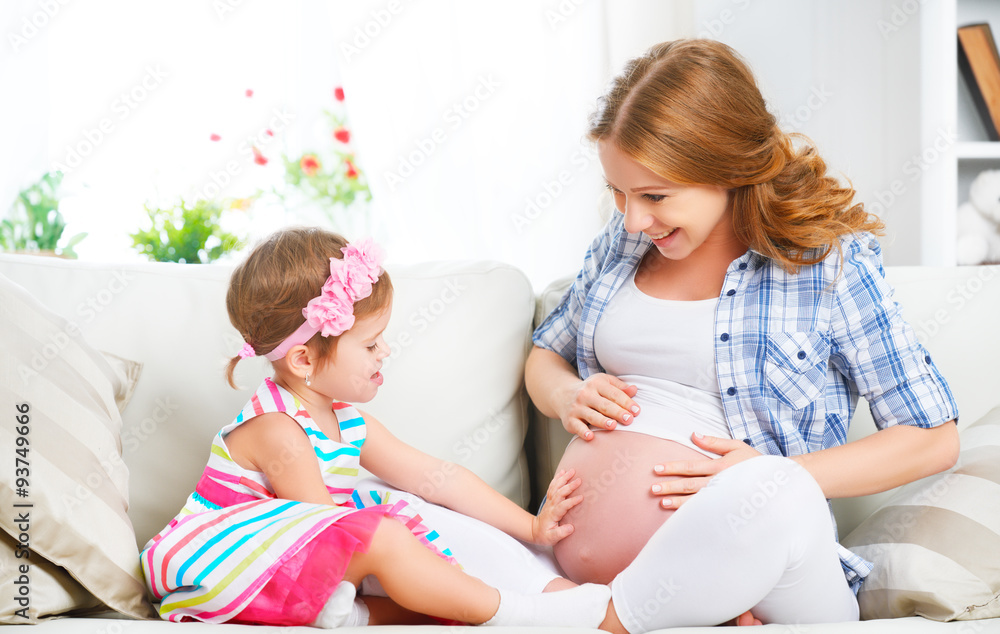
[334,86,345,101]
[300,154,321,177]
[252,146,268,166]
[345,159,359,179]
[333,127,351,144]
[265,129,274,137]
[210,133,221,142]
[245,89,254,97]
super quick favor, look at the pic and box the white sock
[311,581,370,628]
[483,583,611,627]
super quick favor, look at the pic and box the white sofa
[1,252,999,633]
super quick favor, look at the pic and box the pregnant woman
[526,39,960,632]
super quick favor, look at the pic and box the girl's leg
[602,455,858,633]
[344,518,610,626]
[355,484,564,596]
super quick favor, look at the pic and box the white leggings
[356,457,859,631]
[609,455,858,631]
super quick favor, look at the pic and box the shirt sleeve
[828,234,959,430]
[532,213,620,368]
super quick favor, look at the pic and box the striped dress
[140,378,454,625]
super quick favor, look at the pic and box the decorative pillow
[842,407,1000,621]
[0,272,156,623]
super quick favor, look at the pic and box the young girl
[526,39,959,632]
[140,227,611,628]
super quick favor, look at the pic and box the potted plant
[129,198,243,264]
[0,171,87,258]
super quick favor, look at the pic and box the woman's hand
[649,434,761,509]
[531,469,584,546]
[557,374,640,441]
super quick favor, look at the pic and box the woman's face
[598,140,735,262]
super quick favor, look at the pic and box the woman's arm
[359,411,580,544]
[652,421,959,507]
[525,346,638,440]
[789,420,959,498]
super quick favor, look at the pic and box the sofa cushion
[0,254,536,551]
[842,407,1000,621]
[0,272,156,622]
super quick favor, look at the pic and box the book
[959,23,1000,142]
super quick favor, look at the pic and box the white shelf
[957,142,1000,160]
[921,0,1000,266]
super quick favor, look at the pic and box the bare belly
[552,430,711,584]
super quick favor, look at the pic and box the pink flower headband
[238,238,385,362]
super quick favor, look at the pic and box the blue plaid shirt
[533,212,958,592]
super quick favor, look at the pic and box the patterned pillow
[0,272,155,623]
[842,407,1000,621]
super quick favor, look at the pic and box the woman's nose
[621,200,652,234]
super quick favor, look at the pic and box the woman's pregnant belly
[552,430,711,585]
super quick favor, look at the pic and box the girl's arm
[359,411,580,545]
[224,411,337,505]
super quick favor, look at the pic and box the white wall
[690,0,924,266]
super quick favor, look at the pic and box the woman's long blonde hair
[588,39,883,271]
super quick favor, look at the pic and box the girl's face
[312,306,391,404]
[598,141,735,262]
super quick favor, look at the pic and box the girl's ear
[284,345,314,380]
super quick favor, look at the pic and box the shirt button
[797,350,806,360]
[925,354,931,364]
[738,263,748,270]
[727,386,736,396]
[726,289,736,296]
[742,438,753,446]
[720,333,730,342]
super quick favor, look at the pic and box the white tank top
[593,268,731,456]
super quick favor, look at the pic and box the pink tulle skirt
[231,506,385,626]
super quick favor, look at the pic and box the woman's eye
[605,183,622,195]
[643,194,666,203]
[368,344,379,352]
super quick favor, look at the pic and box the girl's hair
[588,39,883,272]
[225,227,393,388]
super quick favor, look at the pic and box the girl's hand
[531,469,583,546]
[649,435,762,510]
[558,374,640,441]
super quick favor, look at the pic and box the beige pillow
[842,407,1000,621]
[0,272,156,623]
